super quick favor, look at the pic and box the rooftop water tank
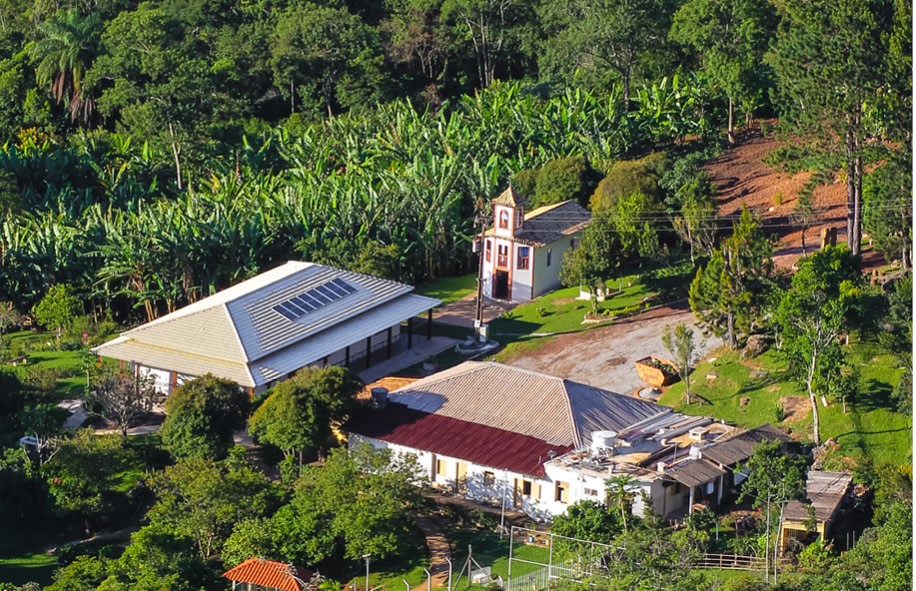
[591,430,618,455]
[370,387,389,409]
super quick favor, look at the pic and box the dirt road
[501,301,722,395]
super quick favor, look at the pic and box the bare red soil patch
[703,122,884,271]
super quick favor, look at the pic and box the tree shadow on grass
[640,261,695,305]
[852,378,895,412]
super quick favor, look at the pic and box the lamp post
[363,554,371,591]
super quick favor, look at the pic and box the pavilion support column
[407,318,414,349]
[717,475,724,505]
[386,327,393,358]
[688,486,695,515]
[427,309,433,340]
[345,345,351,368]
[366,336,372,368]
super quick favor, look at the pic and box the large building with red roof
[347,362,793,521]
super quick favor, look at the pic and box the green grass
[659,342,911,466]
[2,330,92,400]
[0,551,58,586]
[488,261,693,362]
[417,275,478,305]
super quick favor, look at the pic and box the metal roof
[701,424,791,467]
[389,361,667,447]
[93,262,440,388]
[347,403,572,478]
[783,471,853,523]
[222,558,312,591]
[664,459,727,488]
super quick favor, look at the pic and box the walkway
[432,294,515,329]
[412,516,451,591]
[358,336,458,383]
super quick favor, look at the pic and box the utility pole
[764,490,771,584]
[473,198,488,343]
[363,554,371,591]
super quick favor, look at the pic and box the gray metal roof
[783,472,853,522]
[93,262,440,388]
[665,459,727,488]
[701,424,791,467]
[389,361,667,447]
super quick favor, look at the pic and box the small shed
[779,471,853,553]
[222,558,314,591]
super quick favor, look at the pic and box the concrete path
[432,294,515,329]
[358,336,458,383]
[411,516,451,591]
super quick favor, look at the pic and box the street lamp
[363,554,371,591]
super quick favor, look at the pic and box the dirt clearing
[501,301,722,394]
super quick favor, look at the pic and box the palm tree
[28,9,100,123]
[605,474,636,531]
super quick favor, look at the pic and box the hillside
[703,124,884,270]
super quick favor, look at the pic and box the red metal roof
[222,558,312,591]
[346,404,571,478]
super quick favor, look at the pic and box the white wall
[350,434,556,521]
[532,235,580,298]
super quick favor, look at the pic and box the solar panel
[272,278,357,320]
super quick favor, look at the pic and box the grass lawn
[0,551,58,586]
[448,530,553,589]
[417,275,478,305]
[488,261,693,362]
[659,342,911,467]
[2,330,93,400]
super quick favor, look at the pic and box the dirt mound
[703,122,882,271]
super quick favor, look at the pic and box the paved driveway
[501,301,722,396]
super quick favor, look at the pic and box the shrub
[511,168,539,201]
[590,152,670,211]
[534,155,599,207]
[773,403,787,422]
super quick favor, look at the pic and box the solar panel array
[273,278,357,320]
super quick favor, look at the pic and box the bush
[533,155,599,207]
[159,374,251,460]
[511,168,539,201]
[591,152,670,211]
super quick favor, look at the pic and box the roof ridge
[559,379,580,448]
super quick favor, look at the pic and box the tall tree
[31,284,81,346]
[689,205,774,348]
[249,366,361,467]
[862,155,912,270]
[559,216,621,313]
[775,245,864,445]
[539,0,671,110]
[661,324,703,405]
[442,0,524,88]
[767,0,895,255]
[669,0,776,142]
[27,9,100,123]
[159,374,250,460]
[86,370,163,438]
[270,3,387,118]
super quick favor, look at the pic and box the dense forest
[0,0,910,324]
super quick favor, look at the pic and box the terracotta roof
[492,186,527,207]
[222,558,313,591]
[701,424,791,467]
[485,200,591,247]
[346,403,573,478]
[387,361,667,447]
[665,459,727,488]
[783,471,853,523]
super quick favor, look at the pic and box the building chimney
[656,462,666,474]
